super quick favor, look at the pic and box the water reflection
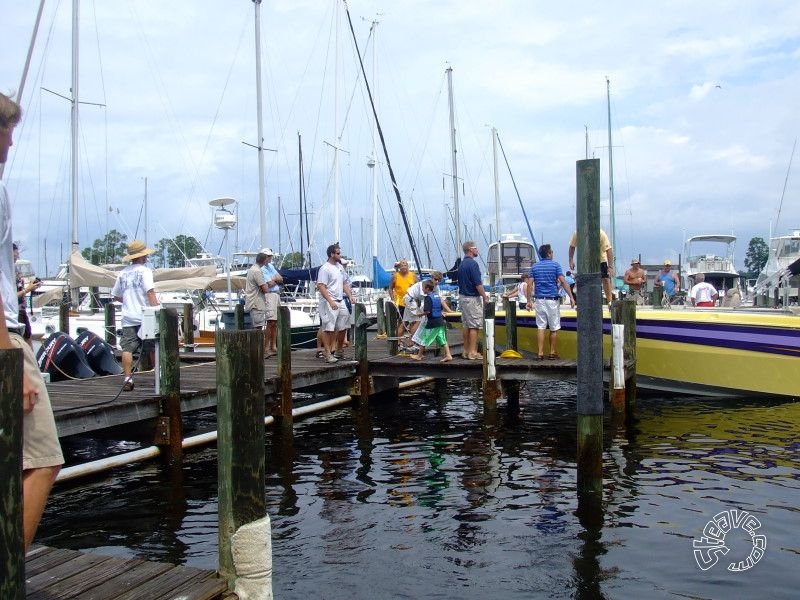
[37,381,799,599]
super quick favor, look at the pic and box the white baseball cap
[261,247,274,256]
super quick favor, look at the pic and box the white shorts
[402,302,423,323]
[320,299,350,332]
[534,298,561,331]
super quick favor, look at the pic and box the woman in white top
[502,273,531,311]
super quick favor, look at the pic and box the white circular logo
[693,509,766,571]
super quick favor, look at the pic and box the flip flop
[536,355,544,360]
[548,353,560,360]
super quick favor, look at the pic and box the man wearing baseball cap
[623,257,648,305]
[654,259,680,300]
[259,247,282,357]
[112,240,160,391]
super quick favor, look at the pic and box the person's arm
[344,281,356,304]
[388,273,397,301]
[147,289,159,306]
[605,248,614,274]
[558,275,576,307]
[673,272,681,292]
[623,269,635,285]
[475,283,490,303]
[568,245,576,271]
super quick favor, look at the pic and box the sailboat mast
[371,20,379,264]
[492,126,501,284]
[333,0,341,243]
[71,0,80,255]
[446,67,460,252]
[253,0,267,248]
[606,77,617,274]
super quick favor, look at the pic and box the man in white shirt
[316,243,354,363]
[690,273,719,307]
[111,240,159,391]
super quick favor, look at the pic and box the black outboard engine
[75,330,122,376]
[36,332,96,382]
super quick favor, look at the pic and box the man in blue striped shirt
[530,244,576,359]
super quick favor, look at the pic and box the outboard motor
[36,332,96,382]
[75,330,122,376]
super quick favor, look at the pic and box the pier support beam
[217,329,266,588]
[610,300,636,415]
[157,309,183,466]
[354,303,371,404]
[275,306,293,427]
[59,291,70,335]
[482,301,501,408]
[182,302,194,352]
[502,298,520,412]
[576,158,604,495]
[386,300,399,355]
[104,302,116,347]
[376,297,386,338]
[0,349,24,600]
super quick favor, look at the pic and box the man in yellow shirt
[568,229,614,304]
[388,259,417,347]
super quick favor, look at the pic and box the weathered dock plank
[25,546,227,600]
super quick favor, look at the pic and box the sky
[2,0,800,278]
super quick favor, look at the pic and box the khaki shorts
[264,292,279,321]
[10,333,64,470]
[459,295,483,329]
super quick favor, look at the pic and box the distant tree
[744,237,769,277]
[165,235,204,268]
[151,238,172,269]
[81,229,128,265]
[280,251,304,269]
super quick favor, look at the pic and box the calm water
[39,381,800,599]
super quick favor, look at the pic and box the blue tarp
[372,257,394,289]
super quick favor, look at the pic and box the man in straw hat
[623,257,648,305]
[112,240,159,391]
[654,259,680,300]
[0,90,64,550]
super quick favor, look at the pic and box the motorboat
[753,229,800,307]
[682,235,743,307]
[456,304,800,399]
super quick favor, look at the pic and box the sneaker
[326,355,339,364]
[315,350,325,359]
[122,378,135,392]
[334,351,345,359]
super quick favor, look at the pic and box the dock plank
[25,547,226,600]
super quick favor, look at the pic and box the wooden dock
[25,545,228,600]
[48,332,579,441]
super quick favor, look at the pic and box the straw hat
[630,258,640,265]
[123,240,155,262]
[663,259,672,266]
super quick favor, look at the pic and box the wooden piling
[104,302,116,347]
[216,329,266,587]
[182,302,194,352]
[575,158,604,495]
[275,305,293,425]
[482,301,501,407]
[234,303,245,330]
[354,303,371,404]
[501,298,520,412]
[59,291,70,335]
[386,300,399,354]
[89,286,101,313]
[0,349,24,600]
[376,297,386,338]
[610,300,637,413]
[157,309,183,466]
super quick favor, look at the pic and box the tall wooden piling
[234,303,245,330]
[217,329,266,587]
[157,308,183,465]
[182,302,194,352]
[502,298,520,412]
[386,300,399,354]
[59,291,70,335]
[354,303,371,404]
[575,158,604,494]
[275,305,293,425]
[0,349,24,600]
[482,301,501,407]
[376,297,386,338]
[104,302,116,347]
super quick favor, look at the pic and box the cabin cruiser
[682,235,743,307]
[753,229,800,307]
